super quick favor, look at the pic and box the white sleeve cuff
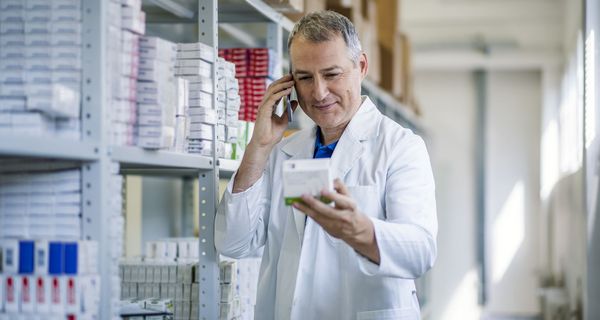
[226,170,266,199]
[355,216,383,276]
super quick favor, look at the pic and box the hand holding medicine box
[282,159,334,206]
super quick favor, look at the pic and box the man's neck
[320,125,346,145]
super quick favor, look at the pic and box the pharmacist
[215,10,437,320]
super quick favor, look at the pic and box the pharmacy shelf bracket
[198,0,220,318]
[198,169,220,320]
[81,0,117,318]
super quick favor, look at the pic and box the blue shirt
[313,127,338,159]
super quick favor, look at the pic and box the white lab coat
[215,97,437,320]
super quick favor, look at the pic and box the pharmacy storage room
[0,0,598,319]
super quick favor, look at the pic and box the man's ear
[359,52,368,79]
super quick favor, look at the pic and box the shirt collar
[314,127,338,158]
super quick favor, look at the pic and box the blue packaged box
[18,240,34,274]
[48,242,64,275]
[64,242,77,275]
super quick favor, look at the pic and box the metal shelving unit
[218,158,240,179]
[111,146,213,171]
[0,1,222,318]
[0,134,99,161]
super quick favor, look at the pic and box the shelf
[111,146,213,176]
[218,158,240,179]
[0,134,99,161]
[220,0,294,30]
[143,0,295,30]
[361,79,426,134]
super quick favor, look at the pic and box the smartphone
[275,62,296,122]
[285,61,296,122]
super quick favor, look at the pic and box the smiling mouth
[314,102,336,110]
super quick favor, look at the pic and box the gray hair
[287,10,362,64]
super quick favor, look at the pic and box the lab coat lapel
[331,97,381,180]
[281,128,317,242]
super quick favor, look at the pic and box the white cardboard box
[34,275,51,313]
[282,159,334,206]
[4,275,19,313]
[1,240,19,274]
[34,240,49,275]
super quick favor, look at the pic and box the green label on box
[285,197,302,206]
[284,196,333,206]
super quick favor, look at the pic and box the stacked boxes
[176,42,216,156]
[219,48,277,78]
[0,165,122,319]
[218,48,278,122]
[137,36,178,149]
[144,238,200,263]
[0,169,82,240]
[219,257,261,320]
[219,260,241,320]
[0,240,100,317]
[98,162,126,318]
[216,58,241,160]
[120,238,203,320]
[108,0,146,146]
[120,260,195,319]
[0,0,83,138]
[172,77,190,153]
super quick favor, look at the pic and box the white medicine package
[282,159,334,206]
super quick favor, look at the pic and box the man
[215,10,437,320]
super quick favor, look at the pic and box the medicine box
[282,159,334,205]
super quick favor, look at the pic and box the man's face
[290,34,368,132]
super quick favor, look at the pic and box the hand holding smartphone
[276,61,296,122]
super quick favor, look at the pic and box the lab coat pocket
[347,185,383,219]
[356,308,419,320]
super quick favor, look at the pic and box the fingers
[292,200,317,219]
[257,75,294,111]
[258,86,293,113]
[321,188,356,211]
[266,74,294,95]
[297,194,339,219]
[334,178,349,195]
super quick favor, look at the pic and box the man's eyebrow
[293,65,343,75]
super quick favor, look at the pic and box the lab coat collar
[280,96,381,159]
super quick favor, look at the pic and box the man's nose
[312,77,329,102]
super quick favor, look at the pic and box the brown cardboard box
[392,33,419,116]
[265,0,304,14]
[327,0,362,24]
[359,0,380,83]
[361,24,380,83]
[377,0,400,91]
[285,0,326,21]
[327,0,354,8]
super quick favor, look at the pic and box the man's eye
[299,76,312,81]
[326,73,340,78]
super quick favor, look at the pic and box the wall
[484,70,541,316]
[414,70,481,320]
[140,177,183,247]
[415,68,544,318]
[585,0,600,318]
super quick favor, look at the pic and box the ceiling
[401,0,572,55]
